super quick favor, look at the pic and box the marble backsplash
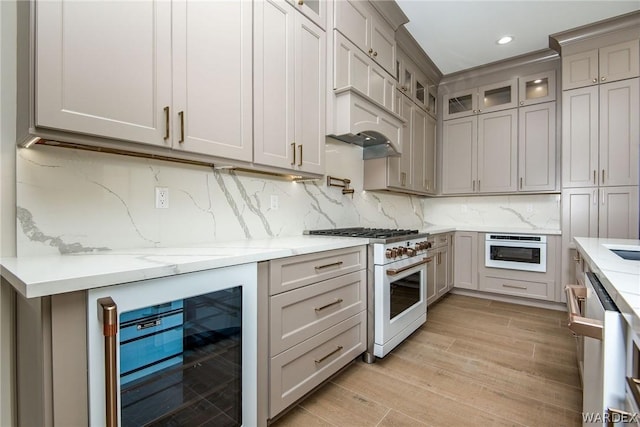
[16,140,426,256]
[16,140,561,256]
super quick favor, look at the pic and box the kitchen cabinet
[562,78,639,188]
[562,39,640,90]
[453,232,478,290]
[442,109,518,194]
[426,233,451,305]
[518,70,556,106]
[363,94,436,195]
[334,0,396,77]
[254,0,326,174]
[287,0,326,30]
[442,78,517,120]
[561,186,639,285]
[268,246,366,418]
[334,31,396,113]
[518,102,556,192]
[36,0,254,161]
[397,50,437,116]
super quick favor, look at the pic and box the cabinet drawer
[269,311,366,417]
[270,270,366,355]
[480,275,553,300]
[428,233,449,249]
[269,246,366,295]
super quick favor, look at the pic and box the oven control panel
[375,239,431,264]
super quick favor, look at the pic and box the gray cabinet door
[388,96,414,189]
[411,106,427,193]
[423,114,437,194]
[562,49,599,91]
[599,78,639,187]
[442,116,476,194]
[453,232,478,290]
[599,187,640,239]
[477,109,518,193]
[518,102,556,192]
[562,86,599,188]
[562,188,599,243]
[598,39,640,83]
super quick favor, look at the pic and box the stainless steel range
[306,228,431,361]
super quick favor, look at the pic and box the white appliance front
[583,272,626,425]
[87,263,258,427]
[485,234,547,273]
[374,257,427,358]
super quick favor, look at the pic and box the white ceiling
[396,0,640,75]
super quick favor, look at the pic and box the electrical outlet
[155,187,169,209]
[270,195,279,210]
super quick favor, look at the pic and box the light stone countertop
[0,236,369,298]
[574,237,640,336]
[421,225,561,235]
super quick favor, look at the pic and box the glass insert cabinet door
[478,78,518,113]
[87,263,258,427]
[518,70,556,106]
[443,88,477,119]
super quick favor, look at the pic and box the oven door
[374,257,427,358]
[485,240,546,272]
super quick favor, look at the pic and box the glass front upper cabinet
[443,88,477,120]
[518,70,556,106]
[478,78,518,113]
[426,82,437,116]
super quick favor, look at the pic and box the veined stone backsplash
[16,140,426,256]
[16,140,561,256]
[423,194,561,231]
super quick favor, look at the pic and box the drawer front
[428,233,449,249]
[270,270,366,355]
[480,275,553,300]
[269,311,366,417]
[269,246,366,295]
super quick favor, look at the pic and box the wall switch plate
[270,195,279,210]
[155,187,169,209]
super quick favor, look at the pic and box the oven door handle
[98,297,118,427]
[386,257,431,276]
[564,285,603,340]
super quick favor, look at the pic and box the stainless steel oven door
[485,240,546,272]
[373,257,427,358]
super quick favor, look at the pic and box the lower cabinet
[267,246,367,419]
[426,233,452,305]
[453,232,478,289]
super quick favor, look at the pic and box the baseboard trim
[450,288,566,312]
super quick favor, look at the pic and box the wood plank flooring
[271,294,582,427]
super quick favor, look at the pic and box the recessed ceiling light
[497,36,513,45]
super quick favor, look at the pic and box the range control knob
[385,249,393,259]
[407,248,416,257]
[396,246,406,255]
[413,244,422,252]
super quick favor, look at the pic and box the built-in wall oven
[485,233,547,272]
[87,263,258,426]
[306,228,430,360]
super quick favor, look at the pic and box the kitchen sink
[610,249,640,261]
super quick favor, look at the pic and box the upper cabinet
[562,39,640,90]
[334,0,396,77]
[397,49,437,117]
[36,0,254,162]
[518,102,556,192]
[287,0,326,30]
[442,78,517,120]
[254,0,326,175]
[518,70,556,106]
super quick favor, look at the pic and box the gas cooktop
[305,227,428,243]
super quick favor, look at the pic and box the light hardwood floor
[272,294,582,426]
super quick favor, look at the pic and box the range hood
[330,89,405,160]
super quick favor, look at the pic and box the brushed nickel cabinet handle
[478,180,481,191]
[314,298,344,312]
[387,258,428,276]
[602,169,605,184]
[565,285,603,340]
[291,142,296,165]
[601,188,605,206]
[163,106,170,140]
[472,180,475,191]
[520,177,523,189]
[502,284,527,290]
[593,170,596,185]
[315,346,343,364]
[298,144,303,166]
[314,261,343,270]
[178,111,185,143]
[98,297,118,427]
[401,172,406,186]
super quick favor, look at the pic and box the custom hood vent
[330,90,405,160]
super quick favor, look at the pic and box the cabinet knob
[477,109,481,113]
[298,0,303,4]
[373,51,378,57]
[601,76,606,82]
[368,48,373,55]
[402,86,407,92]
[592,78,598,83]
[473,109,477,113]
[519,101,524,106]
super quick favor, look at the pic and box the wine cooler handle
[98,297,118,427]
